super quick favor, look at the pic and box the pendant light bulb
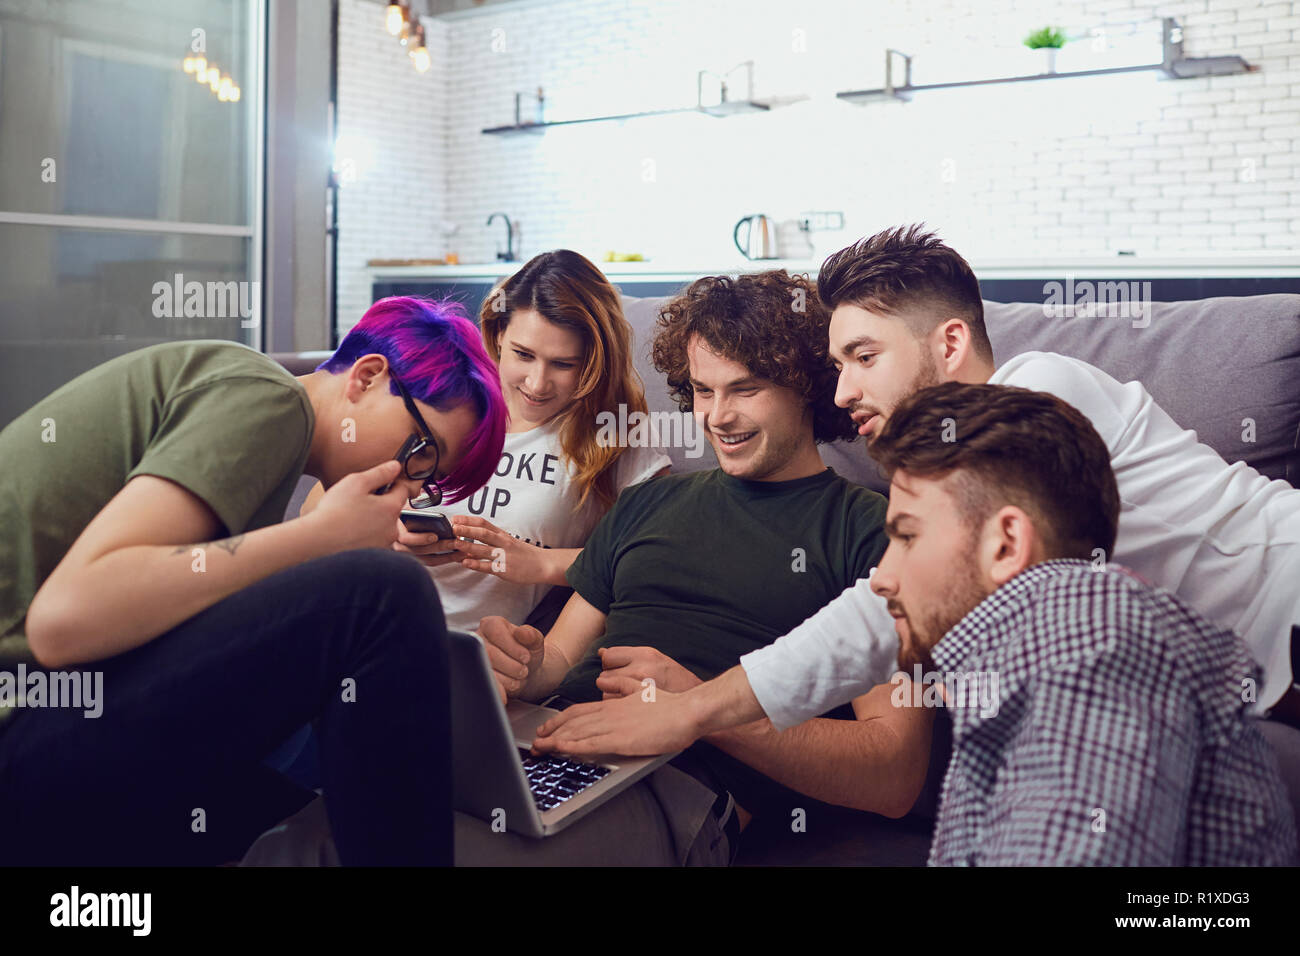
[385,3,405,36]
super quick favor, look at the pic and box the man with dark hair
[817,223,996,367]
[869,382,1294,864]
[650,270,857,446]
[864,382,1122,675]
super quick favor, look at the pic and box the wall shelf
[482,103,770,135]
[837,18,1256,104]
[483,60,776,135]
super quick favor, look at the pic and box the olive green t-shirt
[0,340,315,671]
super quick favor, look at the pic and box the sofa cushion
[985,294,1300,485]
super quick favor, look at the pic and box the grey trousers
[240,764,730,866]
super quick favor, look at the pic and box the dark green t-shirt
[557,466,887,815]
[0,340,315,670]
[559,467,887,696]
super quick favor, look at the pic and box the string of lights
[385,2,431,74]
[181,52,241,102]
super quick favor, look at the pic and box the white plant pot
[1038,47,1059,74]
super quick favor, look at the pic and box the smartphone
[400,510,459,558]
[400,510,455,538]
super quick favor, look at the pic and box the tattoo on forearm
[172,534,247,556]
[215,535,246,555]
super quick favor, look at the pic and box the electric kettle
[733,214,780,260]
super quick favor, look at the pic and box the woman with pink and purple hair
[313,295,507,505]
[0,294,506,867]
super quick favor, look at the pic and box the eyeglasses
[375,370,443,507]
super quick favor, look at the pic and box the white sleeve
[612,440,670,490]
[738,577,899,731]
[994,352,1131,450]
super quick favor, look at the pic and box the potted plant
[1024,26,1066,74]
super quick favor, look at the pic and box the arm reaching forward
[739,575,900,730]
[534,574,902,754]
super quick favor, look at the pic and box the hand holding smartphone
[399,510,459,557]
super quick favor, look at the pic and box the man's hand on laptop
[531,690,700,758]
[479,615,545,701]
[595,646,701,698]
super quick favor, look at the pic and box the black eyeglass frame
[375,370,444,506]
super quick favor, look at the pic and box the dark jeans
[0,549,451,866]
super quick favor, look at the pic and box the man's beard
[860,347,944,446]
[895,540,989,673]
[892,346,944,417]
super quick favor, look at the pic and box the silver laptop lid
[447,628,680,840]
[447,629,547,837]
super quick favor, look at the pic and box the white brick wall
[336,0,450,327]
[337,0,1300,332]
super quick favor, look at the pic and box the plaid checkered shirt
[927,559,1298,866]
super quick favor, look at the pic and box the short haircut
[869,382,1119,560]
[318,296,507,504]
[651,270,857,444]
[818,224,994,364]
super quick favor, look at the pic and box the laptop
[448,628,677,838]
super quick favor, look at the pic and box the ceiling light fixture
[385,1,430,75]
[385,2,406,37]
[410,25,430,72]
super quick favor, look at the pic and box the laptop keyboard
[518,749,612,812]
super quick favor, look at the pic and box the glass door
[0,0,265,425]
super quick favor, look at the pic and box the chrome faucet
[486,212,515,262]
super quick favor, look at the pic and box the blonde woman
[405,249,669,631]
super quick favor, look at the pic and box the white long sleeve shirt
[741,351,1300,729]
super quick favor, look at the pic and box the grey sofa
[273,290,1300,865]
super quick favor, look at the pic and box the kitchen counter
[369,254,1300,282]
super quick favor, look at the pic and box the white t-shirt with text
[431,420,669,632]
